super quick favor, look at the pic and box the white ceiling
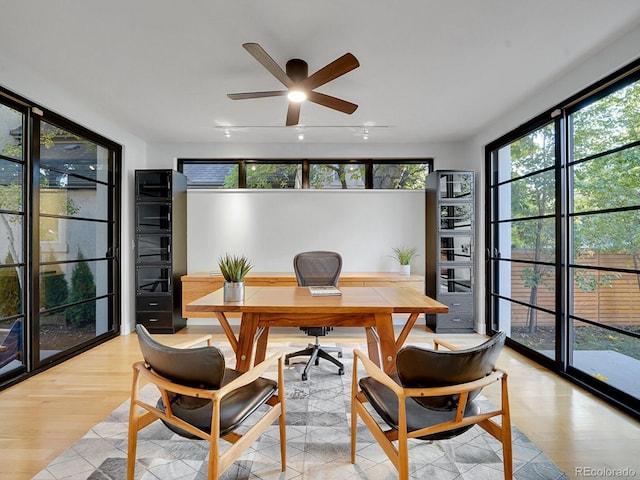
[2,0,640,144]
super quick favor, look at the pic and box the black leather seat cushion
[359,374,479,440]
[157,368,277,438]
[359,332,505,441]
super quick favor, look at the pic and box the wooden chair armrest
[216,352,284,399]
[433,338,461,351]
[352,349,403,395]
[404,369,506,398]
[170,334,213,349]
[0,345,8,352]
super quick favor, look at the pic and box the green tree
[67,249,96,328]
[0,253,21,318]
[310,164,365,188]
[40,269,69,310]
[571,80,640,286]
[373,163,427,189]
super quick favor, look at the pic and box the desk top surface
[185,286,447,314]
[182,271,424,282]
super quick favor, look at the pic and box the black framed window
[485,58,640,419]
[179,159,432,189]
[0,86,121,389]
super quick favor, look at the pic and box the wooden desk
[181,271,425,318]
[185,285,448,375]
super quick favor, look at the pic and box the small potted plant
[391,245,418,275]
[218,253,253,302]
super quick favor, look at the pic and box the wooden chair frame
[127,334,286,479]
[351,339,512,479]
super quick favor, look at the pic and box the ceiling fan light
[288,89,307,103]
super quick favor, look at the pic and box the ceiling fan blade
[286,102,301,126]
[227,90,287,100]
[300,53,359,90]
[243,43,294,88]
[307,91,358,114]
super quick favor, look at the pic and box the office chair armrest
[352,348,404,395]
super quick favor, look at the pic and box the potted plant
[391,245,418,275]
[218,253,253,302]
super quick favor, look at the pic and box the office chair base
[285,343,344,381]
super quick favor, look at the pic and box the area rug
[33,343,568,480]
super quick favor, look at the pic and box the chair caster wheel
[302,373,308,381]
[314,359,320,366]
[284,358,290,366]
[338,369,344,375]
[338,352,343,358]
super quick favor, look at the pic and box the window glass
[39,122,109,184]
[246,163,301,188]
[0,104,23,161]
[373,162,427,189]
[179,159,432,189]
[571,145,640,213]
[310,163,365,189]
[182,162,238,188]
[495,123,555,183]
[496,170,555,221]
[572,80,640,161]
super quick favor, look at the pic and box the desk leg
[375,313,397,375]
[215,312,238,353]
[395,312,419,351]
[365,327,380,368]
[254,326,269,366]
[236,312,259,372]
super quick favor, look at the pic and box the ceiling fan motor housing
[286,59,308,83]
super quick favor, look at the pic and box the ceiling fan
[227,43,360,126]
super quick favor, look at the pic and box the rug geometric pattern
[33,341,568,480]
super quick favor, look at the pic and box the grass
[511,325,640,360]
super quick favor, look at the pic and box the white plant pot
[400,264,411,276]
[223,281,245,302]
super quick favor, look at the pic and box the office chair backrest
[294,251,342,286]
[396,331,506,410]
[136,324,226,389]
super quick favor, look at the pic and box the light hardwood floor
[1,325,639,480]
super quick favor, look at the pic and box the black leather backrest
[136,325,226,389]
[293,251,342,286]
[396,331,506,409]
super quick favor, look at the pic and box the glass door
[0,101,26,380]
[487,73,640,416]
[36,119,118,365]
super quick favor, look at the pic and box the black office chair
[285,251,344,381]
[351,331,511,479]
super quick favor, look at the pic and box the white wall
[0,56,149,334]
[187,189,425,275]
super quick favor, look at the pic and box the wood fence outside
[507,251,639,328]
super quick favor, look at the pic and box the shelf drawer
[437,293,473,311]
[436,312,474,331]
[136,296,172,312]
[136,311,173,328]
